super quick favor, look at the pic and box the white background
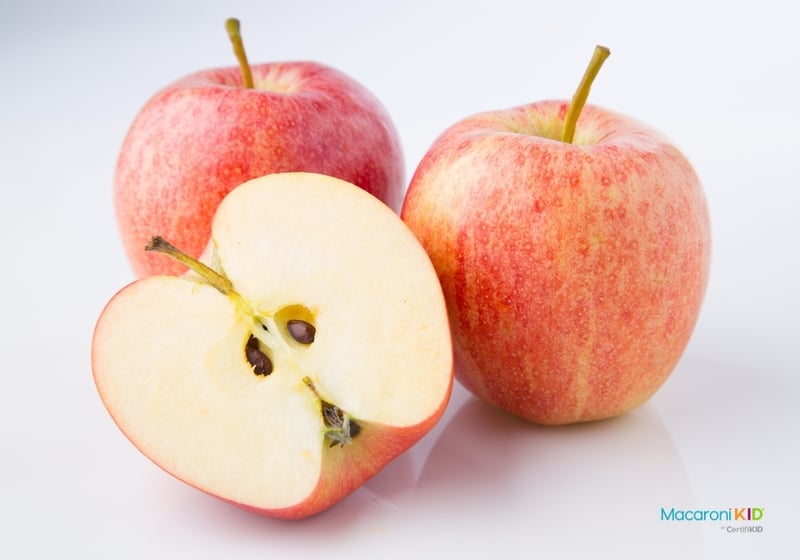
[2,1,798,558]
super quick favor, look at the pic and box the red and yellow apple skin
[402,100,711,425]
[115,61,405,277]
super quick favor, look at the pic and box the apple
[115,19,405,278]
[92,172,453,519]
[401,46,711,425]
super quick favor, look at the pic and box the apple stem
[225,18,254,89]
[145,236,235,297]
[561,45,611,144]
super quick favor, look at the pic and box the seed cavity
[303,376,360,447]
[287,319,316,344]
[321,402,361,447]
[245,334,273,376]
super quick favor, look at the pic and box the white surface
[2,1,797,558]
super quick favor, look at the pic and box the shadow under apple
[138,442,418,553]
[409,396,702,557]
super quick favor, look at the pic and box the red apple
[401,47,711,425]
[93,172,453,519]
[115,19,404,277]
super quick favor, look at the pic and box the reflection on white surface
[112,383,704,557]
[414,390,701,556]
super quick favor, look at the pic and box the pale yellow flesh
[93,173,452,510]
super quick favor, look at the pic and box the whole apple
[401,56,710,425]
[115,21,404,277]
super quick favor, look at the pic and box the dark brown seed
[287,319,316,344]
[245,335,273,376]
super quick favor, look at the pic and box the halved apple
[92,172,453,519]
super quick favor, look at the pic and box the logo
[660,507,765,534]
[660,507,764,522]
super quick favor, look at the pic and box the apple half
[92,172,453,519]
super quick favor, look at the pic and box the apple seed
[287,319,315,344]
[245,334,273,376]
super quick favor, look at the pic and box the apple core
[146,234,361,449]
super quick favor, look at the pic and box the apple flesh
[115,60,405,278]
[93,172,453,518]
[401,100,710,425]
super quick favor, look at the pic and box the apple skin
[115,61,405,277]
[401,100,710,425]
